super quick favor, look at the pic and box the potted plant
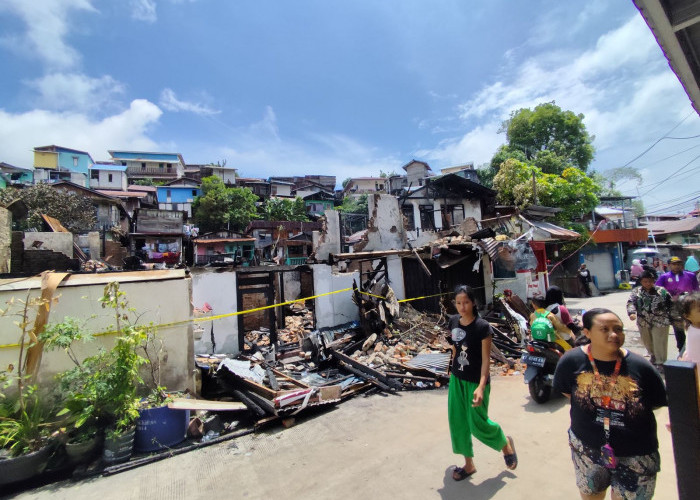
[0,293,55,486]
[39,318,101,464]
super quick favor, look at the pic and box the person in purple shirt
[655,256,700,351]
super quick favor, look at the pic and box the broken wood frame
[236,265,315,351]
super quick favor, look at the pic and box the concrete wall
[363,194,407,251]
[190,267,239,354]
[88,232,101,259]
[312,264,360,328]
[0,208,11,273]
[386,255,406,300]
[24,232,73,257]
[282,271,302,301]
[0,270,193,391]
[312,209,341,261]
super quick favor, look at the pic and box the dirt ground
[4,291,681,500]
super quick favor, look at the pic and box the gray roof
[644,217,700,235]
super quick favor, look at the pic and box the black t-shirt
[447,315,491,383]
[553,347,667,456]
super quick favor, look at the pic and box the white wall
[24,232,73,257]
[93,170,127,190]
[386,255,406,300]
[190,268,239,354]
[312,264,360,328]
[0,270,193,391]
[312,209,341,261]
[363,194,407,251]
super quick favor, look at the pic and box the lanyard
[586,345,622,441]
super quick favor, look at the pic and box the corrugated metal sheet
[644,217,700,235]
[478,237,502,260]
[404,352,451,375]
[520,216,580,240]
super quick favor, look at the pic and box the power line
[644,190,700,209]
[638,153,700,196]
[643,194,700,214]
[620,111,695,168]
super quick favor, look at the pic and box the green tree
[192,176,258,232]
[493,160,600,223]
[260,197,309,221]
[338,194,368,214]
[0,184,97,232]
[501,102,595,172]
[342,178,352,189]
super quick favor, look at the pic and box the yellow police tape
[0,286,478,350]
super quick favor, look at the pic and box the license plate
[521,354,545,367]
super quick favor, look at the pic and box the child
[553,309,667,499]
[626,270,673,368]
[530,295,574,350]
[446,285,517,480]
[680,292,700,363]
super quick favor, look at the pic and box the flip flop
[452,466,476,481]
[504,436,518,470]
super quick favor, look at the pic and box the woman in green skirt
[446,285,518,480]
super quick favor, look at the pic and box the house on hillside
[269,178,294,197]
[156,178,201,217]
[246,220,323,264]
[51,180,126,232]
[89,162,128,190]
[193,231,256,266]
[0,162,33,187]
[236,178,270,200]
[342,177,387,198]
[33,145,93,186]
[292,180,336,217]
[644,217,700,245]
[130,208,185,265]
[187,163,238,185]
[399,171,496,238]
[109,150,186,183]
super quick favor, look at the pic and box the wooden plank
[167,398,247,411]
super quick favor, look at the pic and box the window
[402,205,415,231]
[167,165,172,173]
[166,189,172,198]
[141,162,146,170]
[90,171,99,180]
[441,204,465,228]
[108,174,113,182]
[419,205,435,230]
[192,190,198,196]
[159,163,164,169]
[121,161,127,166]
[73,157,78,167]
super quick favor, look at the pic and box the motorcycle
[521,339,565,403]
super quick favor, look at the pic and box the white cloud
[213,107,399,186]
[130,0,157,23]
[159,88,220,116]
[27,73,125,113]
[0,100,162,166]
[420,15,693,172]
[415,122,504,167]
[0,0,96,70]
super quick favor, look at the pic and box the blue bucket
[134,405,189,452]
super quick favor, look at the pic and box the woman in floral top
[626,270,672,369]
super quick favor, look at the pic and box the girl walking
[446,285,517,480]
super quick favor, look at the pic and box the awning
[519,216,579,241]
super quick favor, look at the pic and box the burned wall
[0,208,11,274]
[312,209,341,261]
[190,267,239,354]
[312,264,360,328]
[361,194,407,252]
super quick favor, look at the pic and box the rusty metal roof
[520,216,579,241]
[644,217,700,235]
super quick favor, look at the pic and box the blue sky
[1,0,699,215]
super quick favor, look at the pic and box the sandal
[504,436,518,470]
[452,466,476,481]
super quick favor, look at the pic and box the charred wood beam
[337,362,396,393]
[231,389,266,418]
[330,348,402,392]
[240,389,277,416]
[384,372,438,382]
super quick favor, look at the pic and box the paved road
[5,291,679,500]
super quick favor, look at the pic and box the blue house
[156,178,201,217]
[33,145,94,186]
[0,162,34,187]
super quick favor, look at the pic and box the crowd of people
[444,257,700,499]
